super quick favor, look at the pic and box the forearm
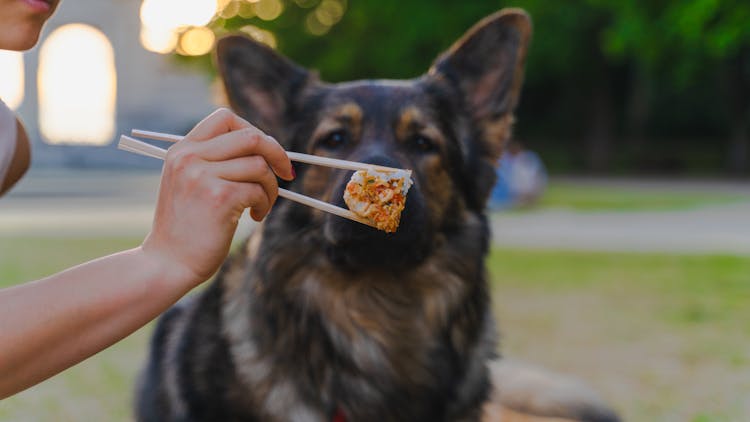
[0,108,291,398]
[0,247,200,398]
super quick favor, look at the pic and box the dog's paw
[483,359,620,422]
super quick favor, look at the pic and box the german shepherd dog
[136,9,619,422]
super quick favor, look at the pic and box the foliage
[187,0,750,174]
[205,1,507,81]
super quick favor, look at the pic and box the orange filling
[344,170,409,233]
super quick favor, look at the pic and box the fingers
[210,156,279,210]
[178,108,293,181]
[231,181,272,222]
[144,109,288,283]
[187,128,294,181]
[165,107,292,223]
[185,108,252,141]
[165,152,277,222]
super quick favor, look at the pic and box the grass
[0,237,146,422]
[538,182,746,211]
[488,248,750,422]
[0,237,143,288]
[2,237,749,421]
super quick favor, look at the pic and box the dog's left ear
[429,9,531,161]
[215,36,315,142]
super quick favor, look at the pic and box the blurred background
[1,0,749,421]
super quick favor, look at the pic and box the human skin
[0,0,61,194]
[0,119,30,195]
[0,108,295,398]
[0,0,60,51]
[0,1,296,399]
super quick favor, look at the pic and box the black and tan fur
[135,9,619,422]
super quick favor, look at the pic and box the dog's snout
[358,154,402,170]
[324,148,431,270]
[349,141,407,170]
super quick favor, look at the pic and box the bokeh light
[139,25,178,54]
[219,0,241,18]
[178,26,216,56]
[305,12,330,36]
[38,24,117,146]
[140,0,217,30]
[0,51,24,111]
[305,0,346,36]
[137,0,348,55]
[315,0,344,26]
[238,1,256,19]
[254,0,283,21]
[139,0,218,54]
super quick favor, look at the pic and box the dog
[135,9,619,422]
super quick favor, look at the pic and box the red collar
[332,407,346,422]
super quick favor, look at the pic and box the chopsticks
[118,134,379,228]
[130,129,407,174]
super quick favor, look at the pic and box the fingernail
[291,165,296,180]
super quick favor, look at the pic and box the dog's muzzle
[323,155,433,271]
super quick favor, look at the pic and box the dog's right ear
[216,36,314,140]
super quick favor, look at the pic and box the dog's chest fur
[207,218,495,421]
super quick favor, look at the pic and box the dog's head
[216,9,531,271]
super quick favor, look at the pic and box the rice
[343,167,412,233]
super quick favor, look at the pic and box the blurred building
[5,0,217,168]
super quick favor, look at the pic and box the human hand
[141,108,294,286]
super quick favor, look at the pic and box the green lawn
[539,182,746,211]
[0,237,146,422]
[488,249,750,422]
[1,237,749,421]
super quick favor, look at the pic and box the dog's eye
[409,135,436,153]
[318,130,349,150]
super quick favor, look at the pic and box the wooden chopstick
[118,135,377,228]
[131,129,409,174]
[120,136,167,159]
[131,129,182,143]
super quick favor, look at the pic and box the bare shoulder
[0,117,30,195]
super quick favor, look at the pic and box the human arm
[0,108,293,398]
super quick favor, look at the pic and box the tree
[183,0,750,175]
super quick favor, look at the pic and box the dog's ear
[429,9,531,162]
[428,9,531,210]
[216,36,314,140]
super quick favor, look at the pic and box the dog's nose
[349,142,406,170]
[357,154,402,169]
[350,145,404,168]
